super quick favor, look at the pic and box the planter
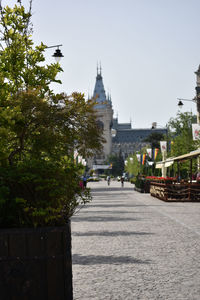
[134,187,144,193]
[134,179,150,193]
[150,182,200,202]
[0,222,73,300]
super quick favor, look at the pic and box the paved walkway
[71,180,200,300]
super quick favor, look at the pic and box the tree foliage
[106,151,124,177]
[125,154,140,177]
[167,111,198,157]
[0,1,104,227]
[0,1,62,97]
[143,132,165,148]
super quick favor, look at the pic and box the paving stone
[72,181,200,300]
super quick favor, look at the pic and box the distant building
[90,67,167,165]
[112,118,167,158]
[91,66,113,165]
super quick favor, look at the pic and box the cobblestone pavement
[71,180,200,300]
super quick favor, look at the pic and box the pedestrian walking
[120,176,124,187]
[107,175,111,186]
[79,180,84,190]
[83,175,87,189]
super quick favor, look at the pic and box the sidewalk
[72,180,200,300]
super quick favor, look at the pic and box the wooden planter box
[0,222,73,300]
[150,182,200,202]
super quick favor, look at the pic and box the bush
[0,159,91,228]
[134,175,150,193]
[130,178,136,184]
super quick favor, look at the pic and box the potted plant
[0,2,103,299]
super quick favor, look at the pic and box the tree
[143,132,165,149]
[125,154,140,177]
[167,111,198,157]
[106,150,124,177]
[167,111,199,178]
[0,1,104,227]
[0,1,61,97]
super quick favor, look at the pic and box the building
[112,118,167,158]
[90,66,113,165]
[90,67,167,165]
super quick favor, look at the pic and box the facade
[112,118,167,158]
[91,67,113,165]
[90,67,167,165]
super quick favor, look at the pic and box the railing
[150,182,200,201]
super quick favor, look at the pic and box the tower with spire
[92,64,113,164]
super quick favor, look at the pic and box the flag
[141,154,146,165]
[153,148,159,160]
[160,141,167,152]
[192,124,200,140]
[146,148,152,158]
[136,154,140,162]
[78,155,82,163]
[74,149,78,159]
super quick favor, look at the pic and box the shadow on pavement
[73,254,151,265]
[74,210,140,214]
[72,230,154,237]
[91,187,134,192]
[84,203,181,208]
[72,216,140,222]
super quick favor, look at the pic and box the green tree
[143,132,165,148]
[125,154,140,177]
[106,150,124,177]
[167,111,199,178]
[0,1,61,97]
[167,111,198,157]
[0,1,104,227]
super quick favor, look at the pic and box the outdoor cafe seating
[150,149,200,202]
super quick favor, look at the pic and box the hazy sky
[6,0,200,128]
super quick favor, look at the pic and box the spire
[97,62,99,75]
[195,64,200,75]
[97,61,102,75]
[93,64,109,108]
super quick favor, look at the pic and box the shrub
[0,158,91,228]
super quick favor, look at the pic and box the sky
[6,0,200,128]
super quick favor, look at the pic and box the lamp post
[177,65,200,125]
[177,97,200,125]
[46,44,64,63]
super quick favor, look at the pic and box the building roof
[93,67,112,109]
[112,128,167,143]
[113,118,131,130]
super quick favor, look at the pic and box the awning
[156,163,163,169]
[173,149,200,161]
[165,161,174,167]
[155,149,200,169]
[156,158,175,169]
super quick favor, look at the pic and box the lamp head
[178,100,184,108]
[52,48,64,63]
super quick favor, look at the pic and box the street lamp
[177,64,200,124]
[177,97,200,125]
[46,44,64,63]
[177,98,196,108]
